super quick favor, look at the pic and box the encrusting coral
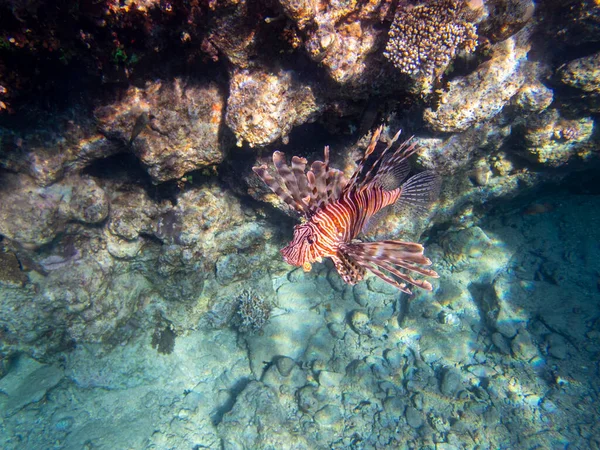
[96,79,227,183]
[384,0,478,93]
[423,24,532,132]
[225,67,322,147]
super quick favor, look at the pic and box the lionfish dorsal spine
[291,156,310,201]
[272,151,310,213]
[253,145,348,219]
[343,126,382,193]
[343,126,397,194]
[359,129,403,186]
[252,165,307,215]
[344,127,425,197]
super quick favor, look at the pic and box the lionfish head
[280,223,321,272]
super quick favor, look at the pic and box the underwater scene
[0,0,599,448]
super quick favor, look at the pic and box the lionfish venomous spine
[253,126,440,294]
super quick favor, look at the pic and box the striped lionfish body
[253,126,440,294]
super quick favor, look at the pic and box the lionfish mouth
[280,245,323,272]
[280,245,300,266]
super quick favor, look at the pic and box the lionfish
[252,126,440,294]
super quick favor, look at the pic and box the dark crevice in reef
[282,121,353,157]
[0,0,231,116]
[210,376,252,427]
[0,0,331,118]
[82,151,180,205]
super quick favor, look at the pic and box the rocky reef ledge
[0,0,599,448]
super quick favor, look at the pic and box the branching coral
[234,289,272,334]
[384,0,478,93]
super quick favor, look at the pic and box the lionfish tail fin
[344,126,424,195]
[340,240,438,294]
[395,170,441,215]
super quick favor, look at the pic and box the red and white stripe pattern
[255,126,440,294]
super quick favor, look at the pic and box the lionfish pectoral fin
[340,240,438,294]
[395,171,441,215]
[291,156,310,201]
[378,159,411,191]
[332,252,366,286]
[310,160,329,208]
[255,145,348,219]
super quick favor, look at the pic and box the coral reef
[204,0,264,69]
[478,0,535,42]
[384,0,478,93]
[225,67,322,147]
[0,0,599,448]
[0,173,108,248]
[0,248,27,287]
[542,0,600,47]
[96,79,227,182]
[0,0,226,112]
[278,0,393,88]
[424,24,532,132]
[559,52,600,94]
[107,185,165,242]
[234,289,272,334]
[0,168,281,368]
[0,115,112,187]
[558,51,600,114]
[520,108,595,166]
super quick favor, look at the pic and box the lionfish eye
[307,237,314,244]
